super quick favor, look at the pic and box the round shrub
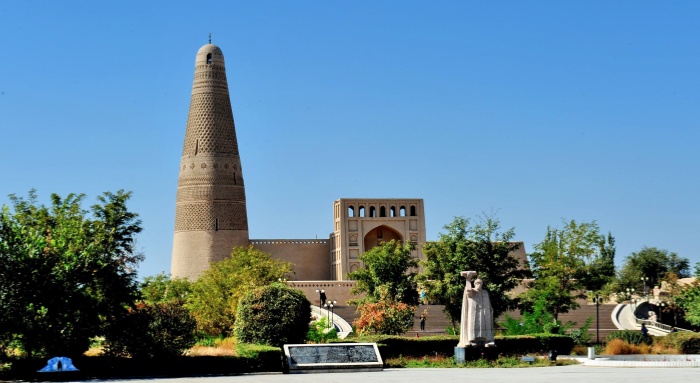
[234,283,311,347]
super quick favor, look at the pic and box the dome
[195,43,225,66]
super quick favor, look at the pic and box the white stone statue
[457,271,495,347]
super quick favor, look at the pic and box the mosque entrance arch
[363,225,402,252]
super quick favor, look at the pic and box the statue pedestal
[454,346,498,364]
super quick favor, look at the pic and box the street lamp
[315,289,325,309]
[593,293,604,344]
[324,300,336,329]
[625,288,635,301]
[641,277,650,297]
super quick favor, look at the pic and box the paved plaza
[78,366,699,383]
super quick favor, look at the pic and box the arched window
[400,206,406,217]
[359,206,365,217]
[380,206,386,217]
[390,207,396,217]
[206,53,212,64]
[369,207,376,217]
[348,206,355,217]
[410,206,416,216]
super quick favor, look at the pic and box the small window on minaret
[206,53,212,64]
[195,139,199,155]
[215,219,219,231]
[233,173,237,185]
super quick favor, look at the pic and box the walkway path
[83,366,700,383]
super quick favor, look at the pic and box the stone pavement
[82,366,699,383]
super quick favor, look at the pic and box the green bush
[606,330,652,346]
[104,301,197,358]
[657,331,700,354]
[307,317,339,343]
[234,283,311,347]
[495,334,573,355]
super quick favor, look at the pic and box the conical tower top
[172,43,249,279]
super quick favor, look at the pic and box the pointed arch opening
[369,206,376,217]
[400,206,406,217]
[206,53,213,64]
[380,206,386,217]
[364,225,402,252]
[390,206,396,217]
[359,206,365,217]
[348,206,355,217]
[410,206,416,216]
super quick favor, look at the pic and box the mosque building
[171,43,430,283]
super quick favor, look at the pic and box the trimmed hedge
[338,334,573,359]
[234,283,311,347]
[0,346,283,381]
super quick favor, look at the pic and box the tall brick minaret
[171,43,249,279]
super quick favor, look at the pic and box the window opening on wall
[400,206,406,216]
[206,53,212,64]
[215,218,219,231]
[233,173,237,185]
[377,229,383,239]
[410,206,416,216]
[348,206,355,217]
[195,139,199,156]
[369,206,376,217]
[359,206,365,217]
[390,207,396,217]
[380,207,386,217]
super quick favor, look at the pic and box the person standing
[420,313,426,331]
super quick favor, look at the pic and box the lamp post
[659,301,666,323]
[593,293,604,344]
[641,277,649,297]
[327,300,336,329]
[315,289,325,309]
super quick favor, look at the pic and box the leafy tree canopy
[140,273,192,305]
[185,245,293,336]
[0,190,142,356]
[522,219,612,320]
[420,215,527,330]
[616,246,690,292]
[347,240,419,305]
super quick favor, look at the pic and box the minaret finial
[208,33,211,44]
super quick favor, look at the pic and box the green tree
[234,283,311,347]
[522,219,607,321]
[420,215,527,331]
[677,282,700,328]
[616,247,690,293]
[0,190,142,356]
[347,240,419,305]
[586,232,616,291]
[186,245,293,336]
[140,273,192,305]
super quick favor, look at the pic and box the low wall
[251,239,330,281]
[287,281,358,307]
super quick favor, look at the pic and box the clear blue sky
[1,1,698,279]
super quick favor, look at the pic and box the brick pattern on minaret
[171,44,249,279]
